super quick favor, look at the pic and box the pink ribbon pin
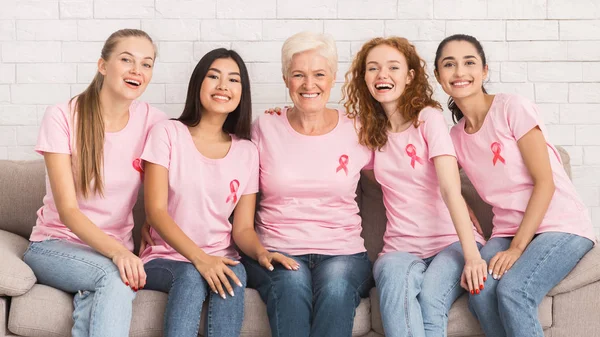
[491,142,506,166]
[226,179,240,204]
[405,144,424,168]
[132,158,144,180]
[336,154,349,175]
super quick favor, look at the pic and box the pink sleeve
[35,104,71,155]
[147,105,169,128]
[505,95,541,141]
[421,108,456,159]
[243,144,259,195]
[140,122,172,169]
[363,150,374,170]
[251,119,261,152]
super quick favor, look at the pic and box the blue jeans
[144,258,246,337]
[374,241,479,337]
[242,252,373,337]
[23,239,136,337]
[468,233,594,337]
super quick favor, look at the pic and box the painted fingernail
[133,287,138,292]
[125,282,129,286]
[276,110,281,115]
[229,291,235,297]
[475,289,480,294]
[488,270,493,275]
[493,274,498,279]
[483,276,487,282]
[470,290,474,295]
[479,284,484,290]
[221,294,226,299]
[237,282,243,287]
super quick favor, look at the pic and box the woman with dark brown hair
[23,29,166,337]
[343,36,486,337]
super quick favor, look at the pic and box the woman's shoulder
[418,105,445,122]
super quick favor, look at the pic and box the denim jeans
[242,252,373,337]
[23,239,136,337]
[468,233,594,337]
[144,258,246,337]
[373,241,479,337]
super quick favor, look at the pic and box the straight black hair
[434,34,488,123]
[176,48,252,140]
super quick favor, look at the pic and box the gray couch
[1,148,599,336]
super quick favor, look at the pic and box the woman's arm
[45,152,145,289]
[434,155,487,293]
[232,193,299,271]
[143,162,242,298]
[488,127,555,278]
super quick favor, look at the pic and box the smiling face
[199,57,242,115]
[435,40,488,100]
[364,44,414,112]
[98,36,155,101]
[284,49,335,114]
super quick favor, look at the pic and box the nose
[303,76,315,89]
[454,63,464,77]
[130,62,141,75]
[217,78,228,91]
[377,69,388,80]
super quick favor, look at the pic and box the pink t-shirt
[139,120,259,263]
[253,107,373,256]
[31,100,168,251]
[450,93,595,243]
[376,107,486,259]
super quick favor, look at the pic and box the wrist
[190,250,209,265]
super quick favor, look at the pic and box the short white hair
[281,31,338,78]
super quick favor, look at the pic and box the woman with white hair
[241,31,374,337]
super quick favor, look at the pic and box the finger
[124,262,137,290]
[488,254,499,278]
[492,256,505,280]
[474,221,484,235]
[217,271,234,298]
[460,273,468,291]
[274,107,281,112]
[138,240,146,256]
[478,264,485,291]
[116,260,129,286]
[288,258,300,270]
[223,265,243,288]
[212,274,226,299]
[130,260,140,290]
[137,261,147,288]
[222,257,241,266]
[482,261,488,282]
[203,272,217,294]
[271,255,292,270]
[498,258,512,278]
[260,256,275,271]
[465,270,474,294]
[142,226,155,246]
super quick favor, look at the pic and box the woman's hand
[264,106,290,115]
[193,255,243,299]
[257,251,300,271]
[461,256,488,295]
[466,203,484,236]
[138,222,155,255]
[111,249,147,291]
[488,247,524,280]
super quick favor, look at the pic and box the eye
[207,74,218,79]
[121,58,131,63]
[466,60,476,66]
[443,62,455,68]
[229,78,240,83]
[367,67,378,71]
[316,73,325,77]
[293,73,303,78]
[390,66,399,70]
[143,63,153,69]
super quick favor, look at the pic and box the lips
[124,78,141,87]
[375,82,394,90]
[300,93,319,98]
[450,80,472,88]
[212,94,231,102]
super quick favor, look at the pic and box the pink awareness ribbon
[336,154,349,175]
[226,179,240,204]
[491,142,506,166]
[132,158,144,180]
[405,144,424,168]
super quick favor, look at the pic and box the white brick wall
[0,0,598,232]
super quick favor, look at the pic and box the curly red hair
[343,37,441,150]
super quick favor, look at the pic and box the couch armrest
[0,229,36,296]
[548,245,600,296]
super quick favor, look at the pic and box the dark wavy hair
[343,36,441,150]
[176,48,252,140]
[434,34,488,123]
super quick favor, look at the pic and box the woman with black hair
[140,48,296,337]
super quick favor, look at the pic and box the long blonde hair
[70,29,154,198]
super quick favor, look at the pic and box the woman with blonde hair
[343,36,486,337]
[242,31,374,337]
[23,29,166,337]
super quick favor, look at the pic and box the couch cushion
[0,230,36,296]
[370,288,552,336]
[548,244,600,296]
[9,286,371,337]
[0,160,45,239]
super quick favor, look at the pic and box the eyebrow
[441,55,477,62]
[291,69,327,73]
[119,51,154,61]
[366,60,401,65]
[208,67,241,76]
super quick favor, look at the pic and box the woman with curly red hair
[343,37,486,337]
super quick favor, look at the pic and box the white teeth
[375,83,393,90]
[213,95,230,101]
[124,79,140,86]
[301,93,319,98]
[452,81,470,86]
